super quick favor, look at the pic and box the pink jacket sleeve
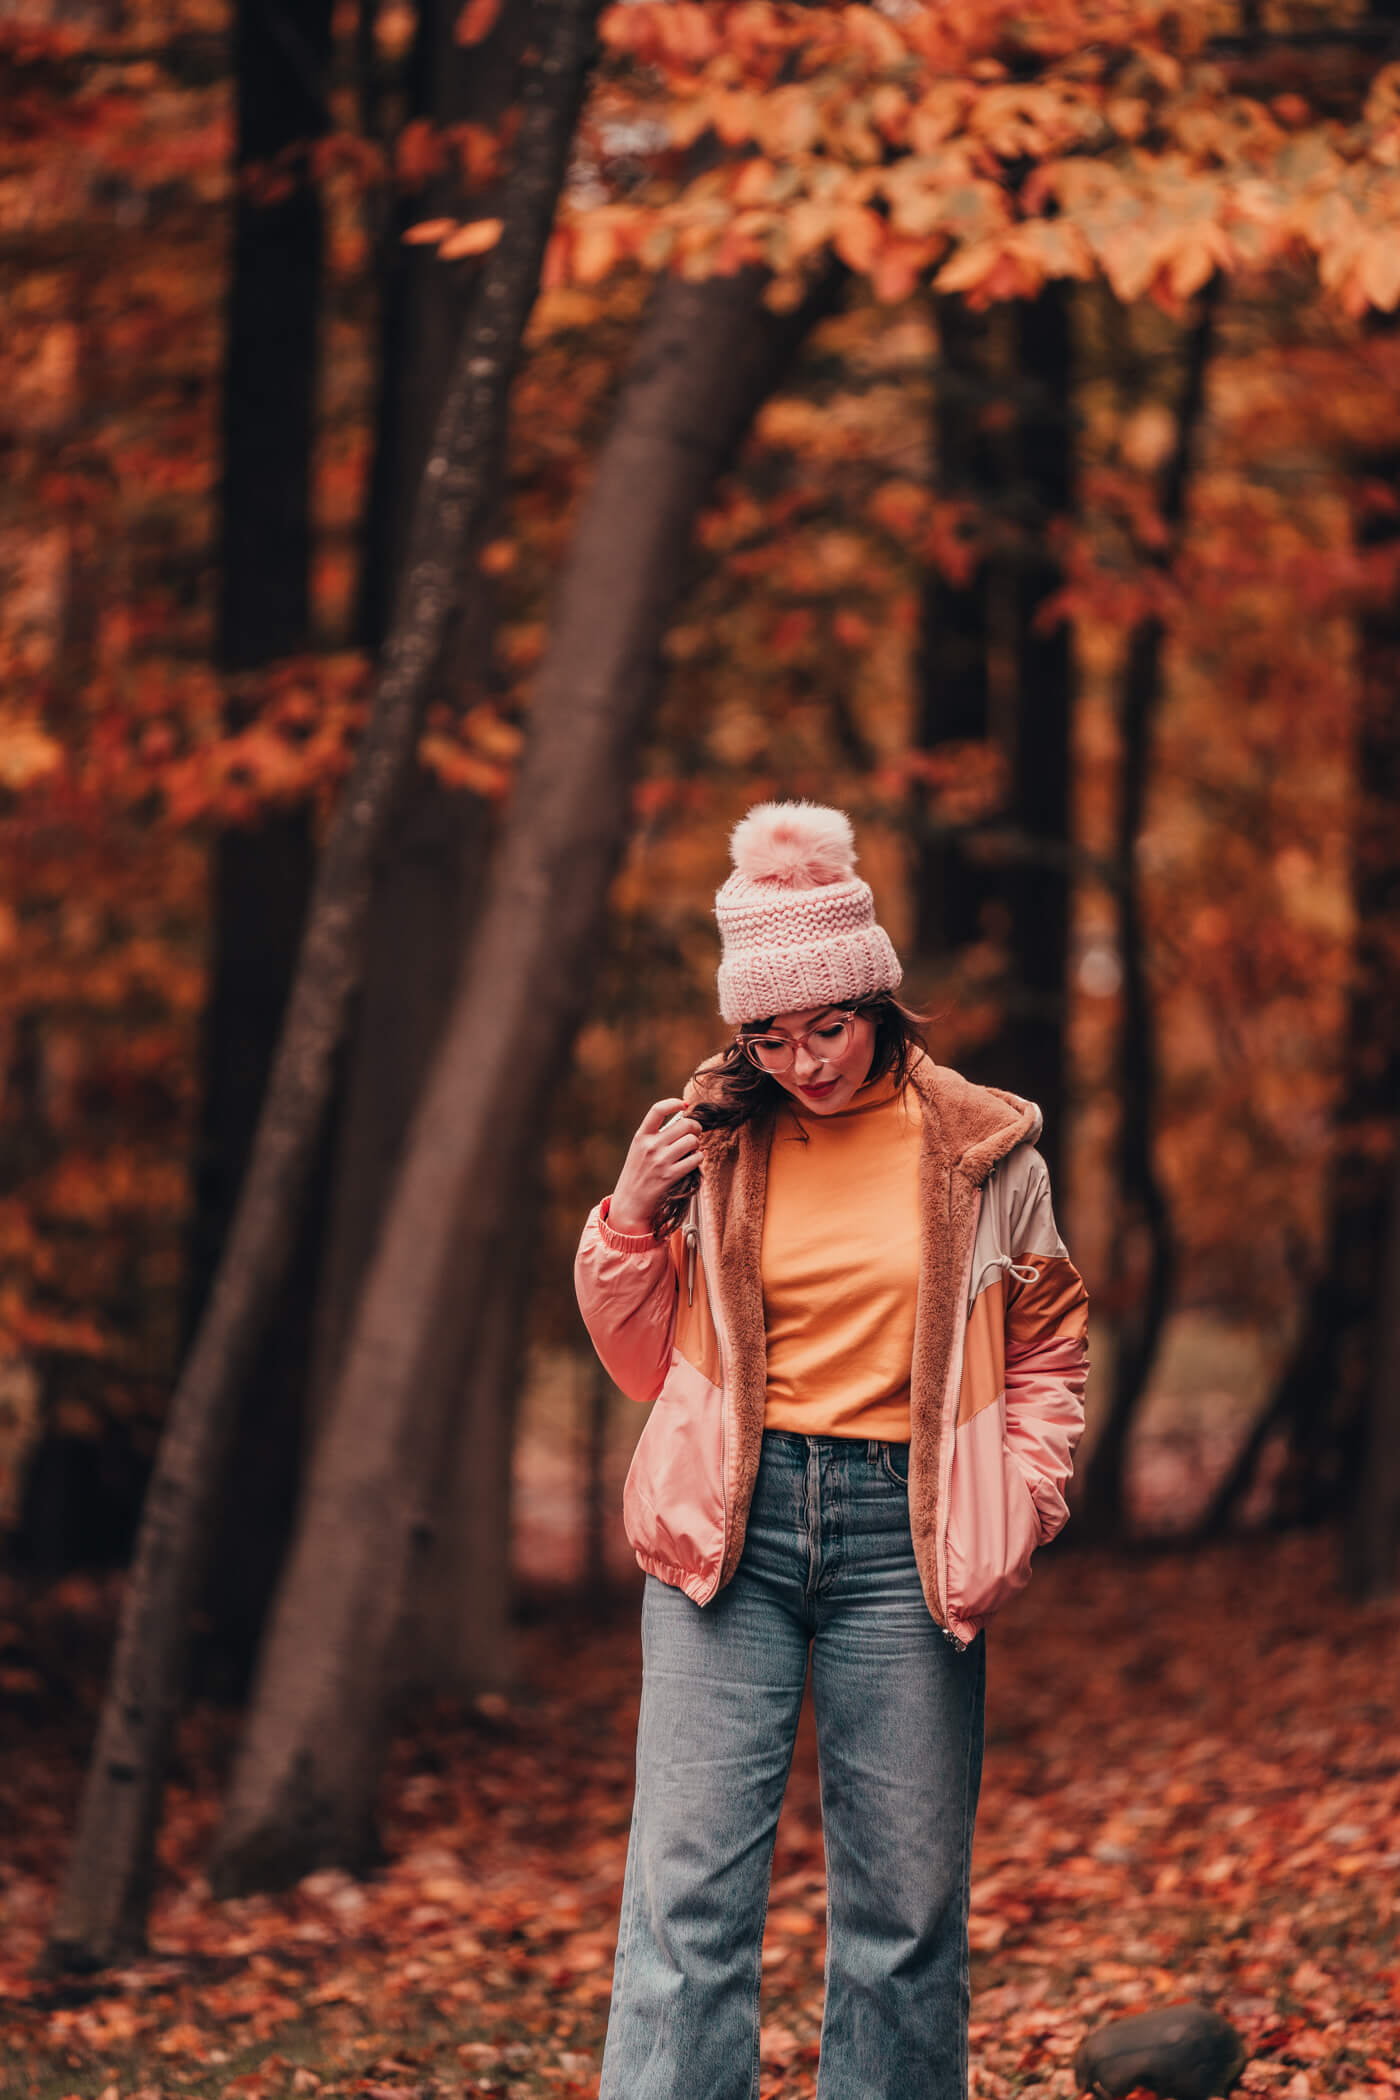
[1001,1153,1089,1543]
[574,1200,680,1406]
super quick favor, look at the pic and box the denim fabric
[601,1429,986,2100]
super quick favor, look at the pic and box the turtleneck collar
[779,1064,908,1131]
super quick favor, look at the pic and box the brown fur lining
[696,1115,773,1593]
[695,1055,1040,1614]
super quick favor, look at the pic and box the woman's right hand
[607,1098,703,1238]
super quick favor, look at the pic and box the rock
[1074,2003,1247,2100]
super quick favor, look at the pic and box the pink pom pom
[729,801,857,888]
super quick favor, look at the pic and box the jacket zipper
[934,1183,984,1652]
[695,1176,731,1603]
[683,1194,699,1306]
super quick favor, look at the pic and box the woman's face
[753,1005,877,1116]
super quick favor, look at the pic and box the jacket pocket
[943,1396,1043,1630]
[622,1350,727,1592]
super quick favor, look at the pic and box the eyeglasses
[742,1012,857,1073]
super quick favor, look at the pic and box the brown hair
[649,993,929,1240]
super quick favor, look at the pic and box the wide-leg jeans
[600,1429,987,2100]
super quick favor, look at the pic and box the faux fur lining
[694,1115,773,1593]
[904,1054,1042,1186]
[688,1054,1041,1615]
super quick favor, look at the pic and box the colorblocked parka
[574,1053,1089,1648]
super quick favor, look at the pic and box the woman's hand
[608,1098,703,1238]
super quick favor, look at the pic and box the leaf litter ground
[2,1531,1397,2100]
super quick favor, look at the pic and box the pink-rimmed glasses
[741,1011,857,1074]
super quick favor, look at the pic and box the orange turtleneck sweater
[761,1071,921,1442]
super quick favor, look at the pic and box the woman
[575,801,1089,2100]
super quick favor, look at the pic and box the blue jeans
[601,1430,986,2100]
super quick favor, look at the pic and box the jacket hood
[905,1053,1042,1185]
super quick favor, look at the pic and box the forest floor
[1,1530,1398,2100]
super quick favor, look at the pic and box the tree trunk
[303,0,527,1693]
[1334,426,1400,1592]
[913,289,1075,1189]
[182,0,332,1691]
[45,0,599,1972]
[1077,279,1220,1540]
[191,833,327,1692]
[913,298,999,964]
[1003,286,1074,1190]
[396,1170,537,1685]
[357,0,530,649]
[1203,434,1400,1568]
[304,778,509,1692]
[211,257,849,1897]
[1222,0,1400,1572]
[1342,1138,1400,1596]
[305,791,493,1425]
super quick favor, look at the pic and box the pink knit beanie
[715,801,903,1026]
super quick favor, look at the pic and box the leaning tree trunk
[188,0,332,1692]
[304,774,513,1692]
[1077,278,1220,1541]
[45,0,599,1973]
[303,0,528,1694]
[395,1160,538,1679]
[211,256,848,1897]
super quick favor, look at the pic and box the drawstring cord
[982,1162,1037,1285]
[991,1251,1039,1286]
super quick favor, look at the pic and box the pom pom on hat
[714,799,902,1025]
[728,801,856,889]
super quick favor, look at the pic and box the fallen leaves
[2,1532,1397,2097]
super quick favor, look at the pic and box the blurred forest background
[2,0,1399,2089]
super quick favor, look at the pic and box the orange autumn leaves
[401,2,1400,318]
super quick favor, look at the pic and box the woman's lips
[799,1076,839,1099]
